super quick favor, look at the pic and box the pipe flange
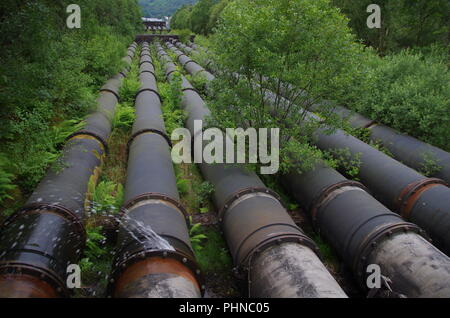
[363,120,378,129]
[107,248,205,297]
[175,50,186,58]
[127,128,172,154]
[352,222,428,289]
[0,262,69,297]
[218,187,282,221]
[194,69,211,78]
[2,203,86,243]
[181,59,198,69]
[139,60,155,68]
[244,233,321,272]
[65,130,109,155]
[182,87,199,95]
[135,87,162,103]
[99,88,121,102]
[397,178,447,220]
[139,70,157,79]
[140,52,151,58]
[309,180,367,229]
[121,192,189,221]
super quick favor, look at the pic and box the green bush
[171,29,193,43]
[354,50,450,151]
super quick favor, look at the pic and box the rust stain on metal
[0,274,59,298]
[113,257,200,297]
[397,178,447,219]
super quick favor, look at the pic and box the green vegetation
[324,149,362,180]
[91,180,124,215]
[171,0,227,34]
[186,73,208,96]
[158,73,186,135]
[419,153,443,177]
[189,219,208,252]
[139,0,197,18]
[347,50,450,151]
[0,156,15,203]
[0,1,141,208]
[190,224,232,273]
[78,225,113,293]
[170,29,194,43]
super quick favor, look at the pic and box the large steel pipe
[313,127,450,254]
[171,43,450,255]
[173,41,216,73]
[166,43,215,82]
[283,162,450,297]
[157,44,346,298]
[0,43,137,298]
[303,102,450,184]
[108,43,202,298]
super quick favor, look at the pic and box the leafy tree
[190,0,217,35]
[139,0,198,18]
[171,4,194,29]
[207,0,231,32]
[208,0,366,173]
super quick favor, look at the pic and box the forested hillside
[0,0,142,210]
[139,0,198,18]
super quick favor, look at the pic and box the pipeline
[166,42,215,82]
[279,94,450,184]
[0,43,137,298]
[167,41,450,296]
[168,41,450,255]
[312,127,450,254]
[107,42,203,298]
[157,43,346,298]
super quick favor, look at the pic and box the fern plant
[80,226,107,273]
[119,62,140,104]
[51,119,86,147]
[113,103,135,130]
[189,217,208,252]
[91,180,124,214]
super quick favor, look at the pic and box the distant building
[142,17,167,31]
